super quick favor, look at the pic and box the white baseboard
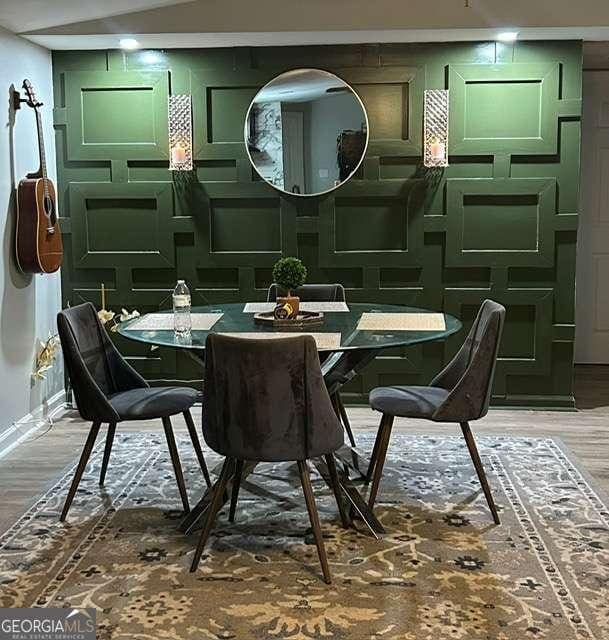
[0,390,68,460]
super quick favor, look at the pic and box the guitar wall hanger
[12,89,24,111]
[13,89,44,111]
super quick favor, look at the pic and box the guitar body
[16,177,63,274]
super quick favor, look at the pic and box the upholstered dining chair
[366,299,505,524]
[190,333,347,583]
[57,302,211,521]
[266,282,356,447]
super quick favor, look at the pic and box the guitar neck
[34,109,47,183]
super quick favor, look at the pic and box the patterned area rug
[1,432,608,640]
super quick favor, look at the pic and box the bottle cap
[177,279,185,284]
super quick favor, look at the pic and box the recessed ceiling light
[119,38,140,50]
[497,31,519,42]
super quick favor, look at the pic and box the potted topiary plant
[272,256,307,319]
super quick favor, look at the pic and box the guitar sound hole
[43,196,56,225]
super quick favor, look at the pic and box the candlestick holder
[168,94,193,171]
[424,89,449,168]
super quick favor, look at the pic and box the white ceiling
[1,0,609,52]
[255,69,347,104]
[0,0,193,34]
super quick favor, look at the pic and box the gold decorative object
[95,283,139,331]
[32,334,60,381]
[110,308,141,331]
[97,282,116,325]
[119,308,140,322]
[98,308,116,324]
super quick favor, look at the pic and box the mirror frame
[244,68,369,198]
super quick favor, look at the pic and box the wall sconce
[168,94,193,171]
[424,89,449,168]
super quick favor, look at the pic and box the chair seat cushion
[369,385,449,419]
[108,386,198,421]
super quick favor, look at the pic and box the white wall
[0,27,62,440]
[575,70,609,364]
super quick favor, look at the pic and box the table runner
[357,312,446,331]
[219,332,341,350]
[124,313,223,331]
[243,302,349,313]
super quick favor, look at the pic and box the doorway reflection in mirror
[245,69,368,197]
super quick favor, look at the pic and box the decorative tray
[254,310,324,328]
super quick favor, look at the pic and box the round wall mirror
[244,69,368,197]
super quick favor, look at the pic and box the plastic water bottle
[173,280,191,335]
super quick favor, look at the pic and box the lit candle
[430,140,446,162]
[171,144,187,166]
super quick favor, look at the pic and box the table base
[180,346,385,537]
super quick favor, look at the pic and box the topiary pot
[275,294,300,319]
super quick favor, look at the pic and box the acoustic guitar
[16,79,62,274]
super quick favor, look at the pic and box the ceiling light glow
[142,51,162,64]
[119,38,140,50]
[497,31,519,42]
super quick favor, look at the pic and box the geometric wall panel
[461,195,539,251]
[444,287,554,380]
[464,82,541,140]
[53,41,583,408]
[357,83,407,139]
[69,182,175,268]
[192,182,297,268]
[210,199,281,252]
[340,66,425,156]
[82,89,155,144]
[335,197,407,252]
[319,178,424,267]
[189,68,275,160]
[501,304,537,359]
[63,71,170,160]
[207,88,259,144]
[445,178,557,267]
[449,63,560,155]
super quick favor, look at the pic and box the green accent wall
[52,41,582,408]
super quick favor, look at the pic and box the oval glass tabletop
[117,303,461,353]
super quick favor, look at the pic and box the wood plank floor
[1,365,607,534]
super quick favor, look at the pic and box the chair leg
[162,416,190,514]
[460,422,500,525]
[365,420,385,484]
[367,414,394,510]
[297,460,332,584]
[336,394,356,448]
[324,454,350,528]
[190,458,232,572]
[228,459,244,523]
[60,421,102,522]
[99,422,116,486]
[183,410,212,488]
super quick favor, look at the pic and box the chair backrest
[431,299,505,422]
[57,302,147,422]
[266,283,346,302]
[202,334,343,462]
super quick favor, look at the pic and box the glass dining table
[117,302,462,537]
